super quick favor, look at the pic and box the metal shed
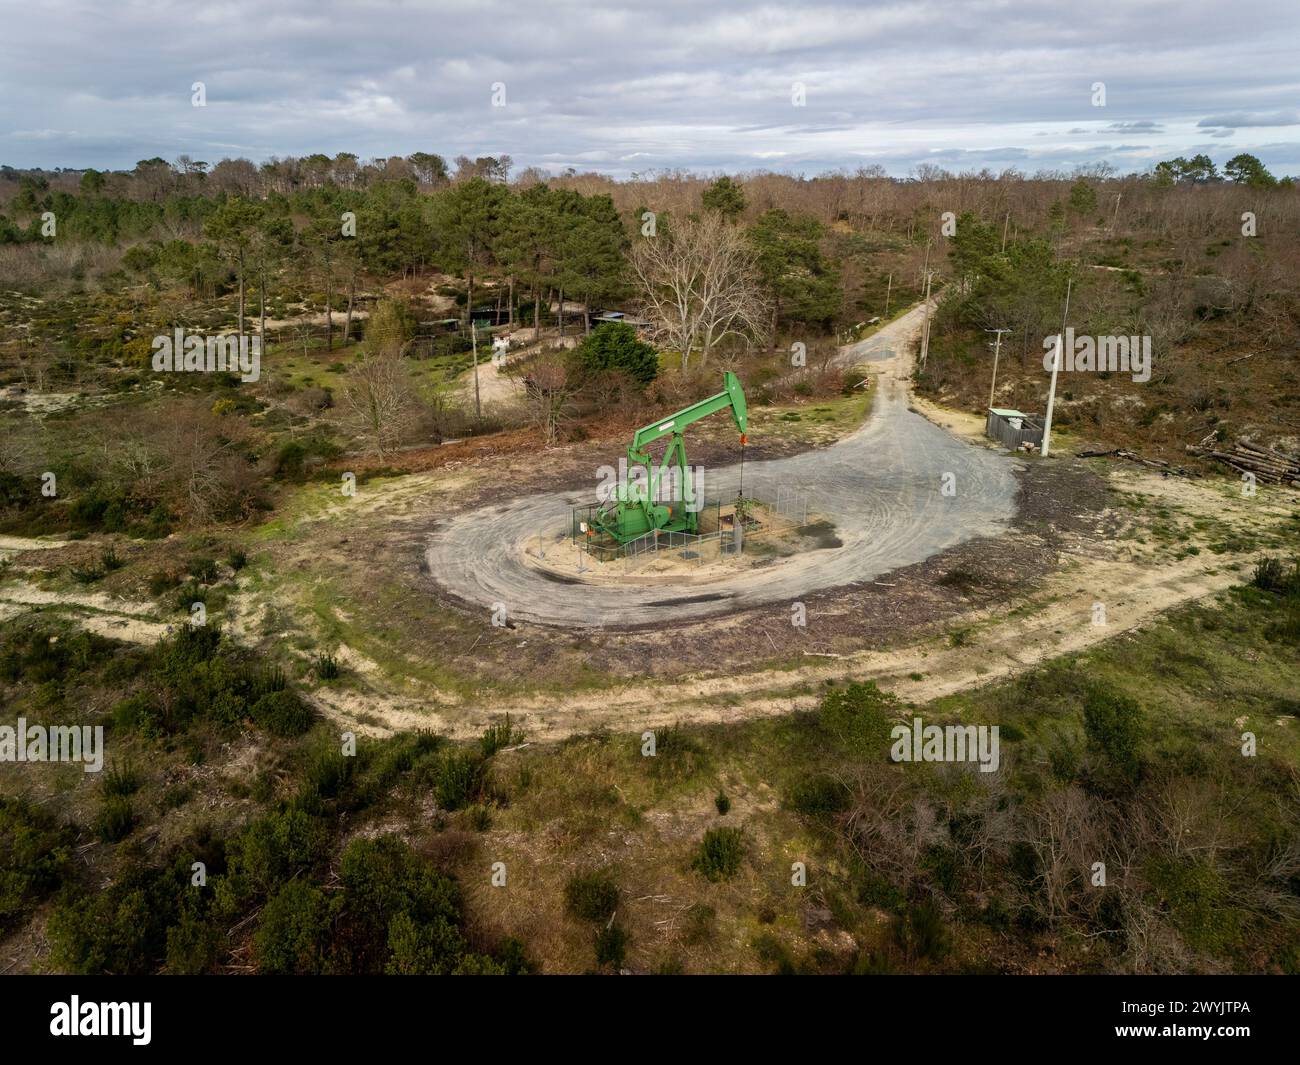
[986,408,1044,450]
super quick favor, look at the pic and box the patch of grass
[102,762,141,798]
[564,871,620,923]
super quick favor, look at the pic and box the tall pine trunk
[344,272,356,344]
[325,275,333,352]
[237,252,246,337]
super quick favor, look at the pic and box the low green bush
[692,827,745,882]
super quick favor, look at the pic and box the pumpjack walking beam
[592,371,748,543]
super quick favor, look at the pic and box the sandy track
[424,304,1022,628]
[442,547,1259,742]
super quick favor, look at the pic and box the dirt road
[424,303,1022,628]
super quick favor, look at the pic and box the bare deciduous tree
[341,351,419,459]
[630,212,771,369]
[522,355,573,445]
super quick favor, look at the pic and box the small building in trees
[985,408,1043,451]
[587,309,651,333]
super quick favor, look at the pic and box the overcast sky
[3,0,1299,178]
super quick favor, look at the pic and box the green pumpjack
[591,371,748,544]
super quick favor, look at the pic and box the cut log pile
[1076,447,1192,475]
[1186,437,1300,486]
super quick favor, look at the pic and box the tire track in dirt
[424,304,1023,628]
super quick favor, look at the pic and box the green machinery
[590,371,748,544]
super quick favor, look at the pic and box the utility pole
[919,270,934,369]
[471,321,482,420]
[1040,278,1072,458]
[1111,193,1122,231]
[1001,211,1010,253]
[986,327,1010,410]
[883,272,892,317]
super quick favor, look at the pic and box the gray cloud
[1,0,1298,177]
[1197,110,1300,128]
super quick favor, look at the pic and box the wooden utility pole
[1001,211,1010,253]
[986,328,1010,410]
[1041,278,1072,458]
[1111,193,1122,231]
[471,321,482,420]
[919,271,933,369]
[883,272,892,317]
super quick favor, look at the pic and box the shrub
[594,924,628,969]
[186,557,219,584]
[303,744,356,801]
[47,863,186,975]
[784,773,850,817]
[226,548,247,571]
[157,623,221,672]
[70,561,104,584]
[819,681,896,755]
[94,796,135,843]
[338,835,474,975]
[0,797,74,930]
[480,713,520,757]
[1082,683,1144,782]
[714,791,731,815]
[569,322,659,387]
[895,901,950,962]
[1253,557,1299,595]
[1146,856,1243,954]
[434,750,486,811]
[313,652,340,681]
[692,827,745,882]
[0,623,117,683]
[215,806,330,915]
[250,689,314,737]
[111,692,168,738]
[148,570,180,596]
[173,581,206,612]
[564,871,620,923]
[165,910,223,975]
[254,880,331,975]
[1266,602,1300,645]
[752,931,797,974]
